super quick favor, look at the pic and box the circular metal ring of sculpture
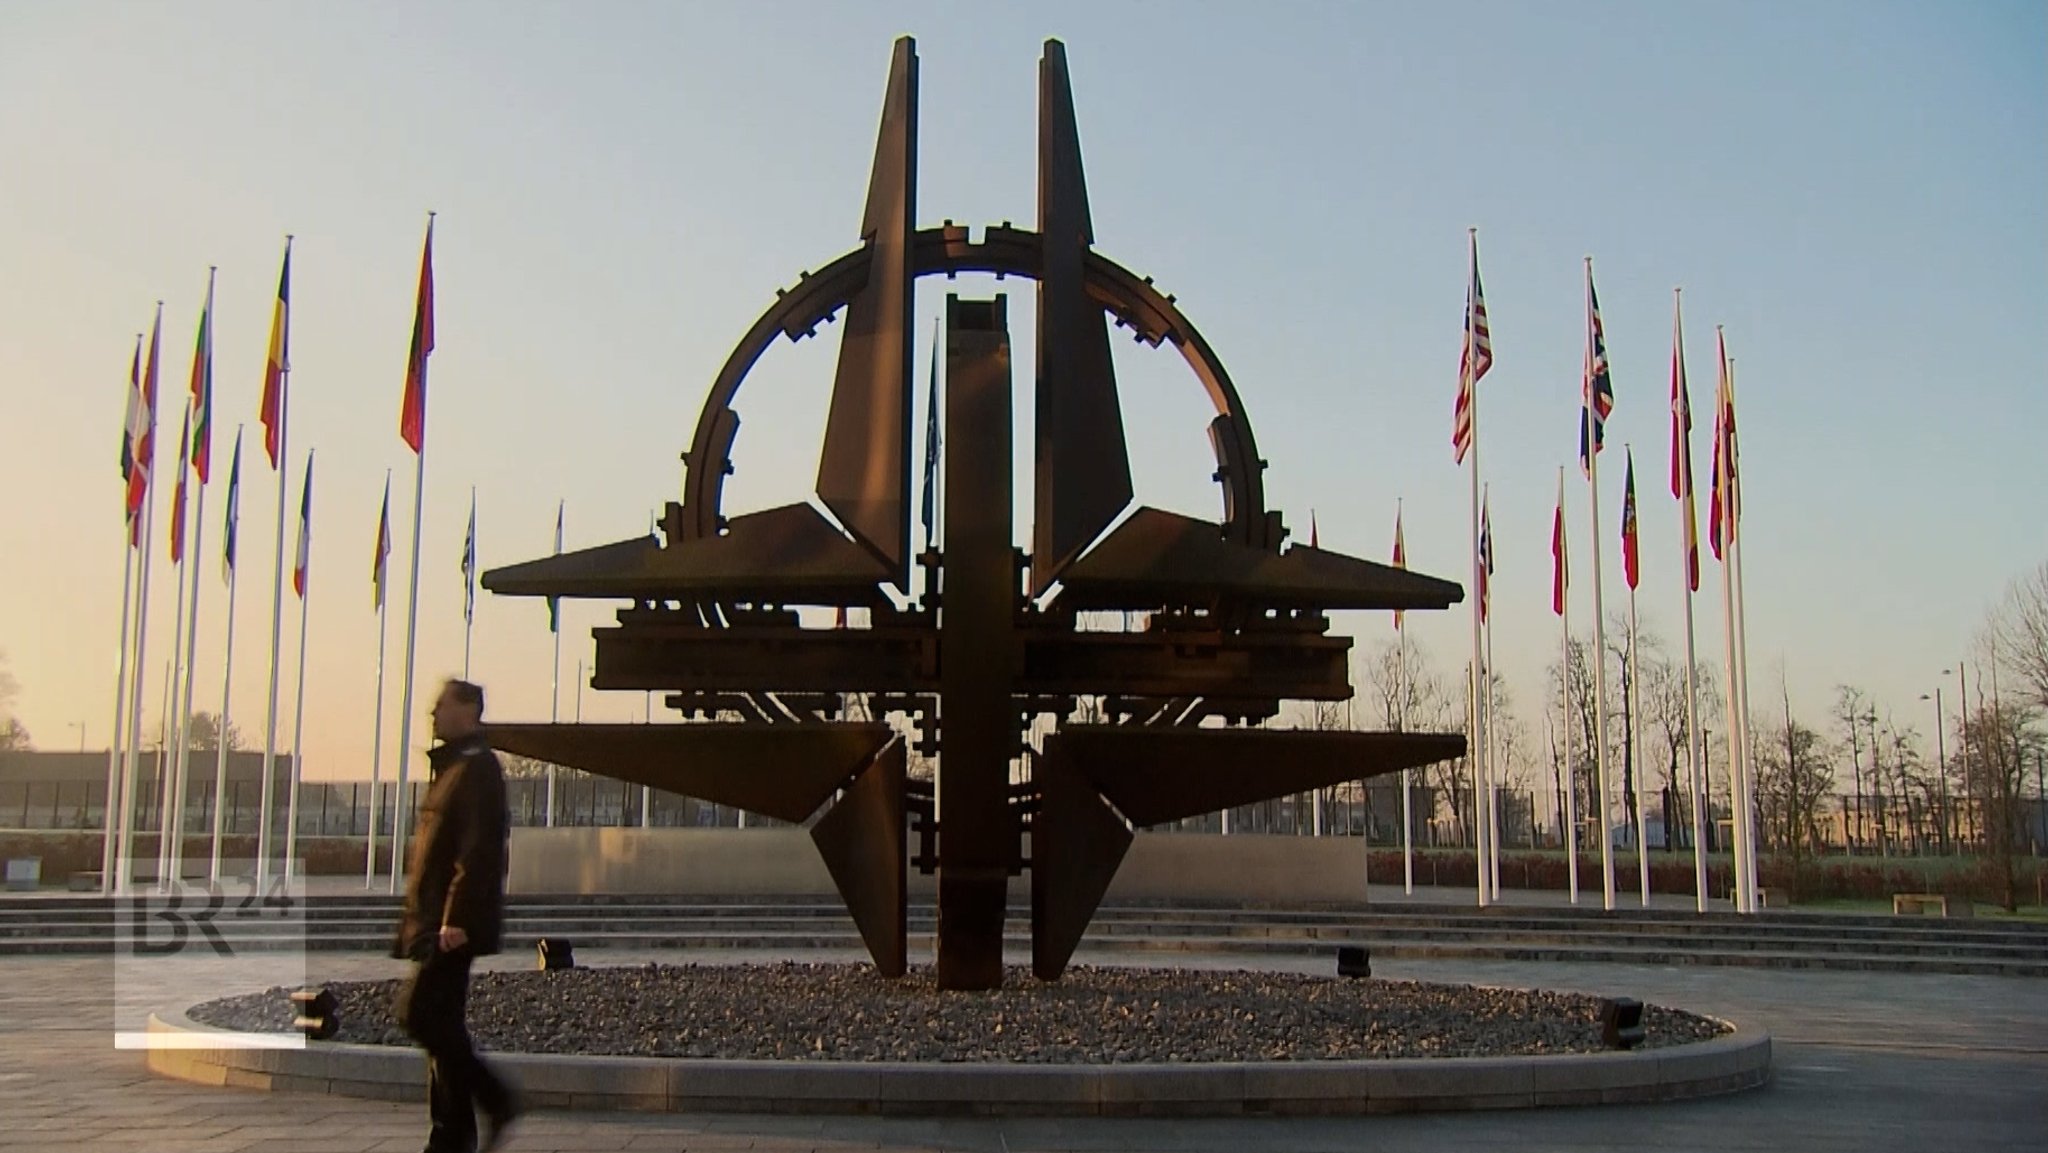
[679,224,1270,549]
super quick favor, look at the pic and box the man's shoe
[481,1091,523,1153]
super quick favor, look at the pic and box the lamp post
[1956,665,1972,852]
[1922,686,1949,856]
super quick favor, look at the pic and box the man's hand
[438,925,469,952]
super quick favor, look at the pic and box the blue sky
[2,1,2042,780]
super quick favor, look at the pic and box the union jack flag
[1580,265,1614,474]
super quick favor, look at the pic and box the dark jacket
[393,736,510,959]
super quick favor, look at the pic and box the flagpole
[1585,259,1616,912]
[258,237,293,892]
[1673,290,1708,912]
[103,520,136,892]
[1482,543,1501,899]
[1628,531,1650,907]
[1558,467,1580,904]
[547,500,563,827]
[1728,356,1758,910]
[169,267,216,886]
[158,402,192,892]
[210,429,242,884]
[367,471,391,887]
[392,211,436,894]
[1713,328,1753,912]
[1397,502,1413,895]
[118,306,164,896]
[462,487,476,680]
[1460,230,1489,909]
[284,451,313,885]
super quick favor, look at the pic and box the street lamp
[1922,686,1950,856]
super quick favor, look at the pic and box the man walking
[393,679,520,1153]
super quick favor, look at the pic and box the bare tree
[1365,640,1464,844]
[0,717,27,752]
[0,650,23,750]
[1642,644,1720,851]
[1990,561,2048,711]
[1754,673,1833,870]
[183,711,246,753]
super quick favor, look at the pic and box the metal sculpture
[483,38,1466,990]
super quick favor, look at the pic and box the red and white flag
[1670,295,1700,591]
[125,309,163,523]
[1551,475,1568,617]
[293,454,314,598]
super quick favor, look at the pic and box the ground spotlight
[538,937,576,970]
[1336,945,1371,978]
[288,987,339,1041]
[1599,997,1645,1050]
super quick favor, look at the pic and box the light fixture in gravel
[1336,946,1371,978]
[1601,998,1646,1050]
[538,937,575,971]
[288,987,338,1041]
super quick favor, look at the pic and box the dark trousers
[396,948,510,1152]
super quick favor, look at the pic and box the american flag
[1579,265,1614,474]
[1451,233,1492,464]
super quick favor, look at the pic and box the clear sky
[3,1,2043,781]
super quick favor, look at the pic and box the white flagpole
[1559,467,1580,904]
[210,430,243,884]
[392,213,436,894]
[1629,558,1651,906]
[547,500,563,827]
[103,523,137,892]
[1483,574,1501,899]
[118,307,164,897]
[1729,357,1759,909]
[1467,353,1489,908]
[171,267,215,885]
[462,487,476,680]
[1713,329,1753,912]
[258,238,293,892]
[1397,499,1413,895]
[158,402,193,892]
[284,451,313,885]
[1673,291,1709,912]
[1585,259,1616,912]
[367,471,391,888]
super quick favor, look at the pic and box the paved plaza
[0,940,2042,1152]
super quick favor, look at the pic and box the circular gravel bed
[188,961,1725,1064]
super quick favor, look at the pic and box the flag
[1551,475,1568,617]
[259,245,291,467]
[126,310,162,523]
[169,406,191,564]
[221,430,242,583]
[399,218,435,454]
[373,477,392,611]
[548,501,563,633]
[1670,295,1700,591]
[1478,491,1494,624]
[461,493,476,623]
[1451,233,1493,464]
[1621,448,1640,591]
[919,318,940,548]
[189,278,214,484]
[121,335,142,487]
[1709,329,1740,560]
[292,454,314,599]
[1579,266,1614,474]
[1309,510,1319,549]
[1392,506,1407,631]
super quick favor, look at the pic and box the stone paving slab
[1,948,2044,1149]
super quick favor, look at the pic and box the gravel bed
[187,961,1727,1063]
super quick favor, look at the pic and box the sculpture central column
[936,294,1017,990]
